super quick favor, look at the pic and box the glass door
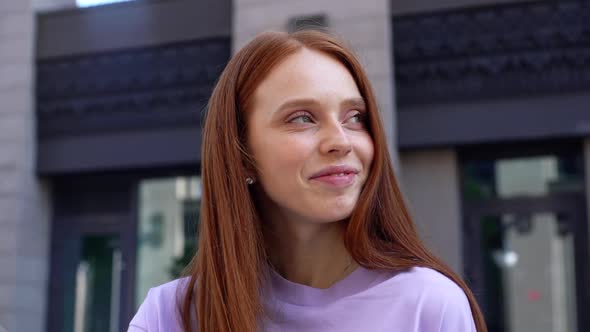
[464,194,588,332]
[48,215,129,332]
[134,176,201,309]
[73,234,123,332]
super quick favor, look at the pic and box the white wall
[0,1,52,331]
[399,149,463,274]
[33,0,75,12]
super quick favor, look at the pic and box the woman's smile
[308,165,360,189]
[310,172,357,188]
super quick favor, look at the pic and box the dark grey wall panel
[37,0,232,59]
[393,0,590,149]
[393,1,590,106]
[36,38,228,138]
[38,126,202,174]
[398,92,590,149]
[36,10,230,175]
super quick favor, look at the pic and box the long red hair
[180,30,487,332]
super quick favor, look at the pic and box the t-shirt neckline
[267,264,386,306]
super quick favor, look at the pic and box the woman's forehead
[252,49,362,110]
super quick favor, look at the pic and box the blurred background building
[0,0,589,331]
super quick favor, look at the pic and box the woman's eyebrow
[275,97,366,114]
[275,98,320,114]
[342,97,366,110]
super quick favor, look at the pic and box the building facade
[0,0,589,331]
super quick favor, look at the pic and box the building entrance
[464,194,588,332]
[461,147,588,332]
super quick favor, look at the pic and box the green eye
[348,112,366,124]
[290,115,313,124]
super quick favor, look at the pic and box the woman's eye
[347,112,366,124]
[289,114,313,124]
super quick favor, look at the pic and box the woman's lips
[310,173,356,188]
[309,165,359,189]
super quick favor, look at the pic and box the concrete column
[233,0,398,167]
[399,149,463,274]
[33,0,76,12]
[0,1,52,331]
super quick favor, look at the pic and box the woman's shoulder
[384,266,476,331]
[128,277,190,332]
[389,266,466,296]
[148,277,190,301]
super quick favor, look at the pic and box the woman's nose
[319,122,352,156]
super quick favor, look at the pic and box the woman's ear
[242,147,259,185]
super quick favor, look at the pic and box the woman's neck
[263,217,357,289]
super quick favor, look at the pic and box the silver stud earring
[246,177,255,185]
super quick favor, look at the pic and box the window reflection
[135,176,200,309]
[463,154,584,200]
[479,212,577,332]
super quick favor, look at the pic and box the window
[462,154,584,201]
[76,0,134,8]
[135,176,201,308]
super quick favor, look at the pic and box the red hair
[180,30,487,332]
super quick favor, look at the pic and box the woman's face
[247,48,374,224]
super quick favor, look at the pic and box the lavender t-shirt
[128,266,477,331]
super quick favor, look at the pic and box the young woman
[129,30,487,332]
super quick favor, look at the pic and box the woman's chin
[308,207,355,224]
